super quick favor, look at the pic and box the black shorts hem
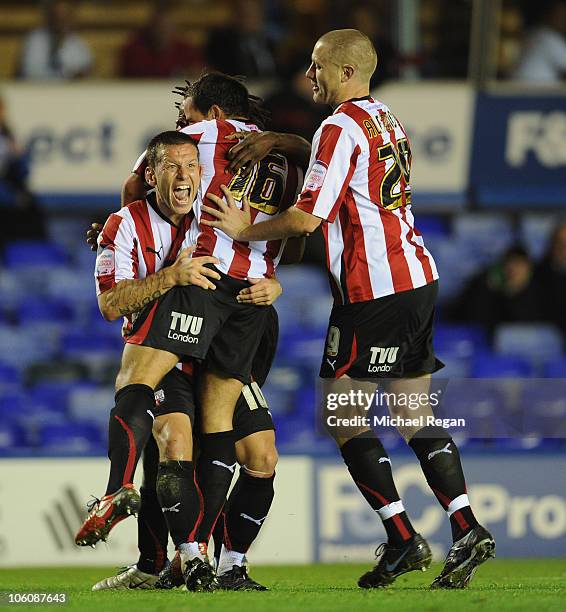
[319,282,441,380]
[153,406,195,425]
[234,418,275,442]
[204,363,250,385]
[126,336,207,361]
[320,357,445,380]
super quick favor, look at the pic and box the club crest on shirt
[96,247,115,276]
[305,160,328,191]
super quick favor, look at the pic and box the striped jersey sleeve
[294,118,361,223]
[94,210,137,296]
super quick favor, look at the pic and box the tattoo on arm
[117,290,165,316]
[106,268,174,317]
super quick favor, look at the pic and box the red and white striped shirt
[295,97,438,305]
[133,119,303,280]
[95,195,194,336]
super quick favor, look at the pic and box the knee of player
[163,437,192,461]
[244,446,278,476]
[153,425,192,461]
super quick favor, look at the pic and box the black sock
[211,510,225,565]
[409,426,479,541]
[195,431,237,544]
[156,460,202,548]
[224,468,275,554]
[105,384,155,496]
[340,432,416,546]
[136,436,168,575]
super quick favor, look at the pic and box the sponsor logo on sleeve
[305,160,328,191]
[96,248,115,276]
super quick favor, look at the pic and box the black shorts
[152,308,279,438]
[319,281,444,379]
[248,306,279,387]
[152,369,275,441]
[127,271,272,383]
[153,366,197,421]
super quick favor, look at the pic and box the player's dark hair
[146,131,199,168]
[173,72,270,129]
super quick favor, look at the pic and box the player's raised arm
[280,237,306,264]
[203,186,321,241]
[226,131,311,174]
[121,172,147,208]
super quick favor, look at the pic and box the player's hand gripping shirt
[295,97,438,305]
[133,119,303,280]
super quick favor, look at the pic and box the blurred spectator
[512,0,566,83]
[205,0,278,77]
[535,223,566,339]
[448,246,543,338]
[497,4,525,78]
[119,2,202,79]
[347,1,399,88]
[17,0,92,80]
[264,54,330,141]
[419,0,472,78]
[0,96,46,247]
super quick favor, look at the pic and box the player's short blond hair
[318,29,378,80]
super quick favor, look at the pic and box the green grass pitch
[1,560,565,611]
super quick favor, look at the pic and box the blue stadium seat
[275,294,332,335]
[299,295,334,333]
[543,358,566,378]
[75,249,98,275]
[295,382,316,404]
[0,325,56,367]
[494,324,563,365]
[47,218,92,252]
[471,353,535,378]
[275,413,320,449]
[29,381,95,416]
[0,362,21,388]
[38,422,103,453]
[276,265,330,296]
[277,330,325,371]
[452,214,515,260]
[519,382,566,438]
[414,215,449,238]
[0,391,33,422]
[0,422,27,452]
[433,353,470,378]
[3,240,70,270]
[431,240,483,301]
[0,269,28,310]
[87,302,124,334]
[17,296,75,324]
[441,381,509,438]
[68,387,114,426]
[61,331,123,358]
[519,214,557,260]
[25,359,89,387]
[435,324,488,358]
[45,268,96,306]
[261,365,304,415]
[61,329,124,380]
